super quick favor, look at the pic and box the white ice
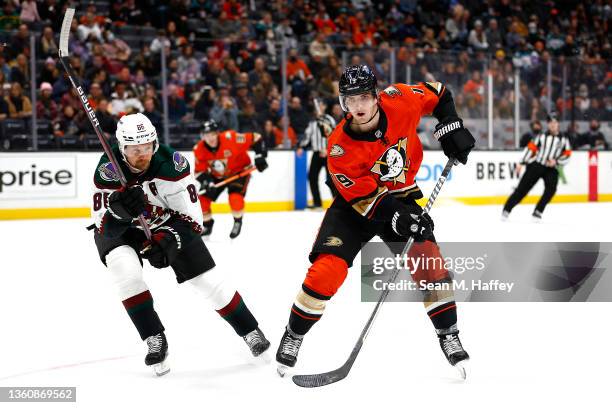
[1,202,611,408]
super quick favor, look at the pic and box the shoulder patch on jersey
[172,151,188,172]
[98,162,119,182]
[424,81,443,95]
[383,85,402,97]
[329,144,345,157]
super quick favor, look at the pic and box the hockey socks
[122,290,165,340]
[288,285,330,335]
[423,279,458,331]
[216,291,258,337]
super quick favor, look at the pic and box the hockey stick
[213,165,256,188]
[59,8,152,240]
[292,157,457,388]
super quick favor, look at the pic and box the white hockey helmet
[115,113,159,159]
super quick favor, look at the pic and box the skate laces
[281,332,303,357]
[243,329,263,348]
[441,334,463,355]
[147,333,163,353]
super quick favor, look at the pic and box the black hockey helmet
[201,119,219,134]
[338,65,378,111]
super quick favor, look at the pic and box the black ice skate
[242,327,271,357]
[229,217,243,239]
[145,332,170,376]
[276,326,304,377]
[201,219,214,236]
[532,210,543,221]
[438,331,469,379]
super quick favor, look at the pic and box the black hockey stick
[292,157,457,388]
[59,8,152,240]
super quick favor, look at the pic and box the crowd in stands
[0,0,609,150]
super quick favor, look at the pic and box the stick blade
[292,367,349,388]
[59,8,75,57]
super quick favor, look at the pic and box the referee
[297,99,337,209]
[502,112,572,220]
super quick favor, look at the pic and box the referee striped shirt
[521,132,572,165]
[300,114,336,152]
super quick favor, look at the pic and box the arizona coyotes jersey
[327,82,444,218]
[92,144,203,235]
[193,130,255,178]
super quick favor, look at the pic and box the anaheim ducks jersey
[327,82,445,218]
[193,130,256,178]
[92,144,203,235]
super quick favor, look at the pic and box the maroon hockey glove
[140,227,181,268]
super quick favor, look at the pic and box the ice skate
[229,217,243,239]
[201,219,214,236]
[276,326,304,377]
[532,210,543,222]
[145,332,170,376]
[438,331,469,380]
[243,327,271,357]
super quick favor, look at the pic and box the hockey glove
[196,173,218,196]
[255,155,268,172]
[108,185,145,220]
[434,118,475,165]
[140,227,181,268]
[391,209,434,242]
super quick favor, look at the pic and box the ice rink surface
[1,202,610,407]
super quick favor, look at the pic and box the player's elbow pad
[432,88,460,123]
[253,138,267,157]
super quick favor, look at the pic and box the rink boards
[0,150,610,220]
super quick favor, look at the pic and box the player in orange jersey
[192,120,268,238]
[275,65,475,377]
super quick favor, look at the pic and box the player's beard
[128,156,152,173]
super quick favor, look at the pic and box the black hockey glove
[140,227,181,268]
[255,154,268,172]
[196,173,218,196]
[108,185,145,220]
[391,209,434,242]
[434,118,475,165]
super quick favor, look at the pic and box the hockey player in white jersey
[91,113,270,375]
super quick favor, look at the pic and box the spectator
[38,0,62,30]
[248,58,268,89]
[52,105,88,141]
[261,119,276,148]
[0,2,20,31]
[150,30,171,54]
[520,120,542,148]
[0,84,9,121]
[5,82,32,119]
[77,12,103,42]
[258,97,281,126]
[101,30,131,64]
[238,100,261,133]
[8,25,30,60]
[9,54,30,89]
[288,96,310,140]
[20,0,41,24]
[95,98,117,136]
[142,97,162,130]
[87,82,105,110]
[36,82,58,121]
[177,44,201,86]
[468,20,489,51]
[210,93,239,130]
[463,70,485,108]
[308,32,335,67]
[576,120,609,150]
[272,116,297,148]
[38,57,59,86]
[109,82,143,116]
[486,19,503,51]
[167,84,188,122]
[39,26,59,58]
[0,54,10,82]
[194,85,216,121]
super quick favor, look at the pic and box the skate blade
[277,364,292,378]
[152,359,170,377]
[454,359,468,380]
